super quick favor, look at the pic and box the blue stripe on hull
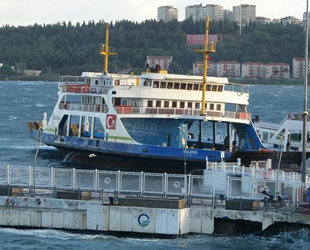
[30,130,229,165]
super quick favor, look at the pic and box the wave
[0,228,113,241]
[35,103,46,107]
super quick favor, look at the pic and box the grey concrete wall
[0,196,310,236]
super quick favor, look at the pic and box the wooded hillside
[0,19,305,75]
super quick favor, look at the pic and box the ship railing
[60,85,110,95]
[59,103,109,113]
[0,165,307,205]
[59,76,84,84]
[255,121,280,130]
[224,83,249,94]
[115,106,251,121]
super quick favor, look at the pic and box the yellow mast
[193,17,215,115]
[100,24,117,74]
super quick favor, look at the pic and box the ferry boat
[27,21,307,173]
[254,112,310,152]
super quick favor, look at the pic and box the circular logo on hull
[138,213,150,227]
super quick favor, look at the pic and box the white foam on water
[0,228,113,241]
[35,103,46,107]
[8,116,17,120]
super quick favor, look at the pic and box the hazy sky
[0,0,307,26]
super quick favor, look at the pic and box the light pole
[178,127,187,175]
[302,0,309,183]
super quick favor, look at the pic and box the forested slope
[0,19,305,75]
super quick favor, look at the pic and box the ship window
[95,80,99,85]
[187,84,193,90]
[195,103,200,109]
[172,101,177,108]
[193,84,199,90]
[210,104,214,110]
[147,100,153,107]
[174,82,180,89]
[212,85,217,91]
[188,102,193,108]
[291,131,301,142]
[217,104,221,110]
[199,84,203,90]
[167,82,173,89]
[180,102,185,108]
[103,80,105,85]
[153,81,159,88]
[263,132,269,142]
[218,85,223,92]
[160,82,167,88]
[114,98,121,106]
[164,101,169,108]
[144,80,151,87]
[180,83,186,90]
[156,101,161,107]
[207,85,211,91]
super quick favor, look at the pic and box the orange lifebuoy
[83,86,89,93]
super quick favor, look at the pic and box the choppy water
[1,81,310,249]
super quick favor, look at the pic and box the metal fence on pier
[0,164,308,206]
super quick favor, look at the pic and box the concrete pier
[0,164,309,236]
[0,195,310,236]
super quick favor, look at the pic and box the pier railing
[0,164,307,205]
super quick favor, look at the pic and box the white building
[292,58,310,79]
[185,4,204,21]
[255,17,271,25]
[205,4,224,22]
[216,61,241,77]
[193,61,216,76]
[265,63,290,79]
[147,56,172,71]
[242,62,266,78]
[157,6,178,22]
[185,4,224,22]
[303,12,310,30]
[281,16,301,26]
[243,62,289,79]
[223,10,234,22]
[233,4,256,26]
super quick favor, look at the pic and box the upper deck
[59,73,249,102]
[57,73,251,123]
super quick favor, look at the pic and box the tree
[14,62,27,74]
[0,64,16,76]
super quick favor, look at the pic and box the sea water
[0,81,310,249]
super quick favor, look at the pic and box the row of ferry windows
[143,80,224,92]
[147,100,222,110]
[85,79,111,86]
